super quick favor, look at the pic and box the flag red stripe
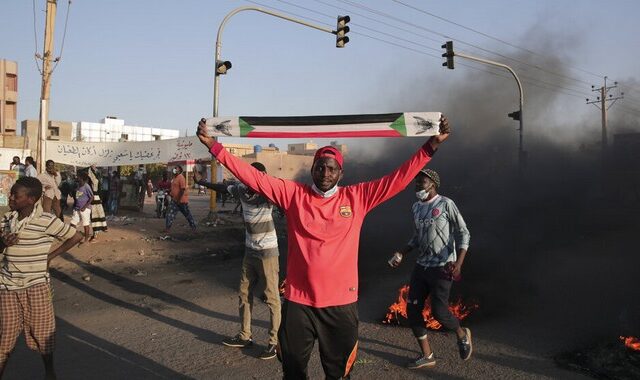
[246,130,403,138]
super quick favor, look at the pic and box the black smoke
[334,41,640,346]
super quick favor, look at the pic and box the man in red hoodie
[197,117,450,379]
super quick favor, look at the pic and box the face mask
[312,183,339,198]
[415,190,429,201]
[415,185,433,201]
[172,168,178,174]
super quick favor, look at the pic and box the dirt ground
[2,191,600,379]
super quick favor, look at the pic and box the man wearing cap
[196,116,450,379]
[388,168,471,369]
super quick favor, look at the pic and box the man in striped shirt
[0,177,83,379]
[194,163,281,360]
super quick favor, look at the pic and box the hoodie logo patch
[432,208,440,217]
[339,205,353,218]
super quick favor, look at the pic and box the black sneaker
[222,335,253,348]
[407,352,436,369]
[259,344,277,360]
[458,327,472,360]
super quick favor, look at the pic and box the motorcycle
[155,189,170,218]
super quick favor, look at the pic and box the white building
[72,116,180,142]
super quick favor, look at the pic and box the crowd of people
[0,115,474,379]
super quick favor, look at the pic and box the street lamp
[208,6,347,218]
[213,6,344,117]
[442,41,525,176]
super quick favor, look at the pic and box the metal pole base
[202,210,219,224]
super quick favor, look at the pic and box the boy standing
[71,172,93,245]
[0,177,82,379]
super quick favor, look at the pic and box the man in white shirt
[9,157,25,178]
[24,157,37,178]
[37,160,63,219]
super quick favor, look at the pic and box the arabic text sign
[46,137,211,166]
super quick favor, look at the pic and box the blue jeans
[165,200,197,230]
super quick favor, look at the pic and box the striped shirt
[228,183,279,258]
[0,209,77,290]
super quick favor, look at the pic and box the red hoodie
[210,141,435,307]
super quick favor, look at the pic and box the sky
[2,0,640,149]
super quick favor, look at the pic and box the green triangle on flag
[389,114,407,136]
[238,118,255,137]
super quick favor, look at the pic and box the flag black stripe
[240,113,403,126]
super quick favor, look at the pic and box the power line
[324,0,595,95]
[275,0,442,53]
[309,0,443,45]
[390,0,605,80]
[51,1,72,73]
[339,0,596,90]
[32,0,43,74]
[277,0,596,96]
[242,1,629,108]
[51,0,72,73]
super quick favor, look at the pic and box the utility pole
[586,76,624,154]
[37,0,58,174]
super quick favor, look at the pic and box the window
[49,127,60,137]
[120,133,129,141]
[4,102,16,120]
[5,74,17,91]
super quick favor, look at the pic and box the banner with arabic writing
[45,137,209,166]
[204,112,441,138]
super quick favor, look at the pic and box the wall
[0,147,31,170]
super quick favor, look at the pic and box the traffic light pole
[454,51,524,176]
[209,6,339,217]
[213,6,335,117]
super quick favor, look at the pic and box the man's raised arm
[356,116,451,212]
[196,118,293,209]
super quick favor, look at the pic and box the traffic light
[215,60,232,76]
[441,41,454,69]
[508,111,521,121]
[336,15,350,48]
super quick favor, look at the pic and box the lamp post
[442,42,525,176]
[208,6,345,218]
[213,6,337,117]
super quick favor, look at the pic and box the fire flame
[620,336,640,351]
[383,285,478,330]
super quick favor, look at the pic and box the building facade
[22,116,180,150]
[72,116,180,142]
[0,59,18,136]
